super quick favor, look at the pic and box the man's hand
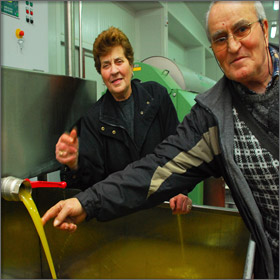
[56,128,79,170]
[41,198,87,233]
[169,194,192,215]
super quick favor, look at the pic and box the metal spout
[1,176,32,201]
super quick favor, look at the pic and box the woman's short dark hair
[93,26,134,74]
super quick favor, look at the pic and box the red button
[30,11,33,15]
[26,9,29,14]
[19,30,24,37]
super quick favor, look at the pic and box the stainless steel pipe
[1,176,32,201]
[64,1,75,77]
[79,1,83,78]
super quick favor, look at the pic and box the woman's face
[100,45,133,101]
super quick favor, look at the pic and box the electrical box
[1,1,48,72]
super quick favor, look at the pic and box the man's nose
[227,34,241,53]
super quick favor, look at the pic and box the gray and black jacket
[76,75,277,279]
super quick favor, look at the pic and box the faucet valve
[1,176,32,201]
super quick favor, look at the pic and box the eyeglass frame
[209,19,262,53]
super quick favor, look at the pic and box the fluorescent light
[273,1,279,10]
[270,26,277,38]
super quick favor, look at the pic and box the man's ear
[260,19,269,47]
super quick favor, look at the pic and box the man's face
[100,45,133,101]
[208,1,269,86]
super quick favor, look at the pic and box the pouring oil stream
[19,188,57,279]
[177,214,186,261]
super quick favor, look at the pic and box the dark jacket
[61,79,179,189]
[76,73,278,278]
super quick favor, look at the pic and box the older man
[42,2,278,279]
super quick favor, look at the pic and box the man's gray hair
[205,1,267,42]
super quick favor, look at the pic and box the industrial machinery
[133,57,217,205]
[141,56,216,93]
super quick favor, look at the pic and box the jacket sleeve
[75,104,223,221]
[60,114,107,190]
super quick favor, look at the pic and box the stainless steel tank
[1,66,97,179]
[2,188,253,279]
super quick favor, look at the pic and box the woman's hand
[56,128,79,170]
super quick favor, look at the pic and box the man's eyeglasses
[210,20,261,53]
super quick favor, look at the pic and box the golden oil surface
[60,214,244,280]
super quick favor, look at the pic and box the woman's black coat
[61,79,179,190]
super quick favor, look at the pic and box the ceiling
[115,1,162,12]
[117,1,279,45]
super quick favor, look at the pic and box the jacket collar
[195,75,232,120]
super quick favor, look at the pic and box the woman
[55,26,192,214]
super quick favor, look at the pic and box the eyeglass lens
[211,20,259,52]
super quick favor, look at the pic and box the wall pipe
[1,176,32,201]
[64,1,75,77]
[79,1,83,78]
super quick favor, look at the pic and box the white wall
[1,1,221,96]
[168,36,187,66]
[186,46,205,75]
[1,1,49,72]
[135,7,168,60]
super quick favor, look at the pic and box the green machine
[133,57,216,205]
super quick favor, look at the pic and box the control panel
[1,1,49,72]
[25,1,34,24]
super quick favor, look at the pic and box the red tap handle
[24,178,67,189]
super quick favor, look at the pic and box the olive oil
[59,237,244,279]
[177,214,186,261]
[19,188,57,279]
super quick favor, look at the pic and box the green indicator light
[26,1,29,5]
[30,2,33,7]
